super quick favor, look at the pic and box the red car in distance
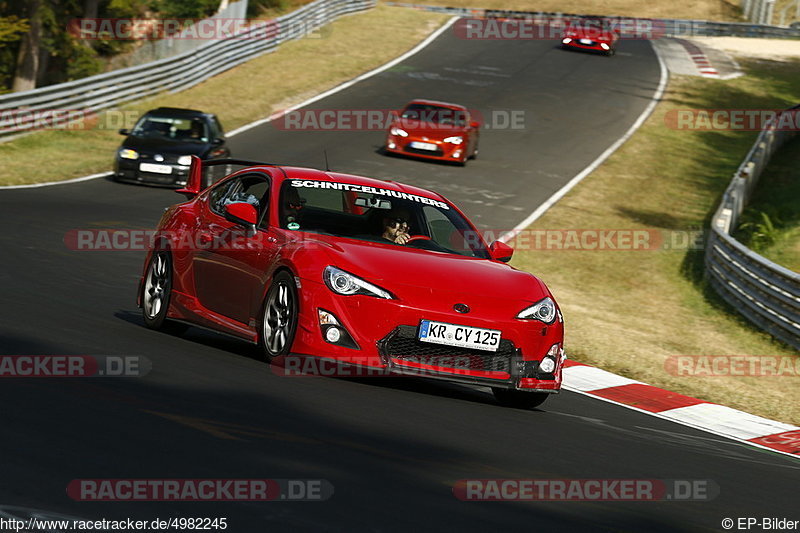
[138,158,566,408]
[385,99,480,165]
[561,17,619,55]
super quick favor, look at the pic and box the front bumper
[385,134,466,163]
[114,158,190,187]
[290,278,564,391]
[562,39,613,53]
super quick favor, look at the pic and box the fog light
[387,142,396,149]
[600,43,610,50]
[325,327,341,343]
[539,357,556,374]
[452,150,462,158]
[562,37,572,44]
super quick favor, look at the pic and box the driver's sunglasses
[387,218,409,229]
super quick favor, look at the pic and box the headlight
[443,136,463,144]
[177,155,193,166]
[600,43,610,50]
[562,37,572,44]
[390,127,408,137]
[119,149,139,160]
[516,297,557,324]
[323,266,394,299]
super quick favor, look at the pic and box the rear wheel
[492,388,550,409]
[261,271,299,362]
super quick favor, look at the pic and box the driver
[282,186,306,228]
[382,210,411,245]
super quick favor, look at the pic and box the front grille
[379,325,517,373]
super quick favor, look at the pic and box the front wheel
[492,388,550,409]
[142,250,174,330]
[261,270,299,362]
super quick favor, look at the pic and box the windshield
[131,115,209,142]
[400,104,467,127]
[279,180,489,259]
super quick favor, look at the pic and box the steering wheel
[405,235,432,244]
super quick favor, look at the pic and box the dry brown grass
[402,0,743,21]
[510,58,800,425]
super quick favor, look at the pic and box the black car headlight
[516,297,557,324]
[323,266,394,299]
[119,148,139,160]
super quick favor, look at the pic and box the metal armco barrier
[387,3,800,38]
[705,105,800,350]
[0,0,375,140]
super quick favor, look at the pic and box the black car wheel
[492,388,550,409]
[261,270,299,361]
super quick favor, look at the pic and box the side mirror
[470,121,480,129]
[118,128,130,136]
[212,137,225,146]
[224,202,258,233]
[489,240,513,262]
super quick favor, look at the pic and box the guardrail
[0,0,375,140]
[387,3,800,38]
[705,105,800,350]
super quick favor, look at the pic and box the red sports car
[561,17,619,55]
[138,158,565,408]
[384,99,480,166]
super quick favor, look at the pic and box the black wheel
[469,142,479,160]
[142,250,183,332]
[606,48,615,56]
[492,388,550,409]
[260,270,299,361]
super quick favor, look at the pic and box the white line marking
[0,16,459,191]
[498,39,669,243]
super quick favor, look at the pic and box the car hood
[394,119,467,139]
[565,28,616,42]
[292,233,549,303]
[120,135,209,156]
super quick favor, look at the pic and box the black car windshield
[279,180,489,259]
[400,104,467,127]
[131,115,209,142]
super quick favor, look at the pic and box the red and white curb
[675,38,720,78]
[562,360,799,458]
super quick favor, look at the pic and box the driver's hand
[394,233,410,245]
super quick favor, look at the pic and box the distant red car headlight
[390,127,408,137]
[516,297,557,324]
[324,266,395,299]
[443,136,463,145]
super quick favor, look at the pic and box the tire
[142,250,183,332]
[492,388,550,409]
[469,142,479,160]
[606,48,615,57]
[260,270,299,362]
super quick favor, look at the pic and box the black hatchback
[114,107,231,188]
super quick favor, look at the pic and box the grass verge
[402,0,743,22]
[510,57,800,425]
[734,133,800,273]
[0,5,449,186]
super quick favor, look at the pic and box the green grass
[509,57,800,425]
[0,6,449,186]
[734,134,800,272]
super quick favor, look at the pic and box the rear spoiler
[176,157,281,200]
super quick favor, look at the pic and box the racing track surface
[1,24,798,532]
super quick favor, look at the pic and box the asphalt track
[0,24,797,532]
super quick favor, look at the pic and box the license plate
[579,39,594,45]
[410,141,437,151]
[418,320,501,352]
[139,163,172,174]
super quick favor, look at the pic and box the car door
[192,173,280,325]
